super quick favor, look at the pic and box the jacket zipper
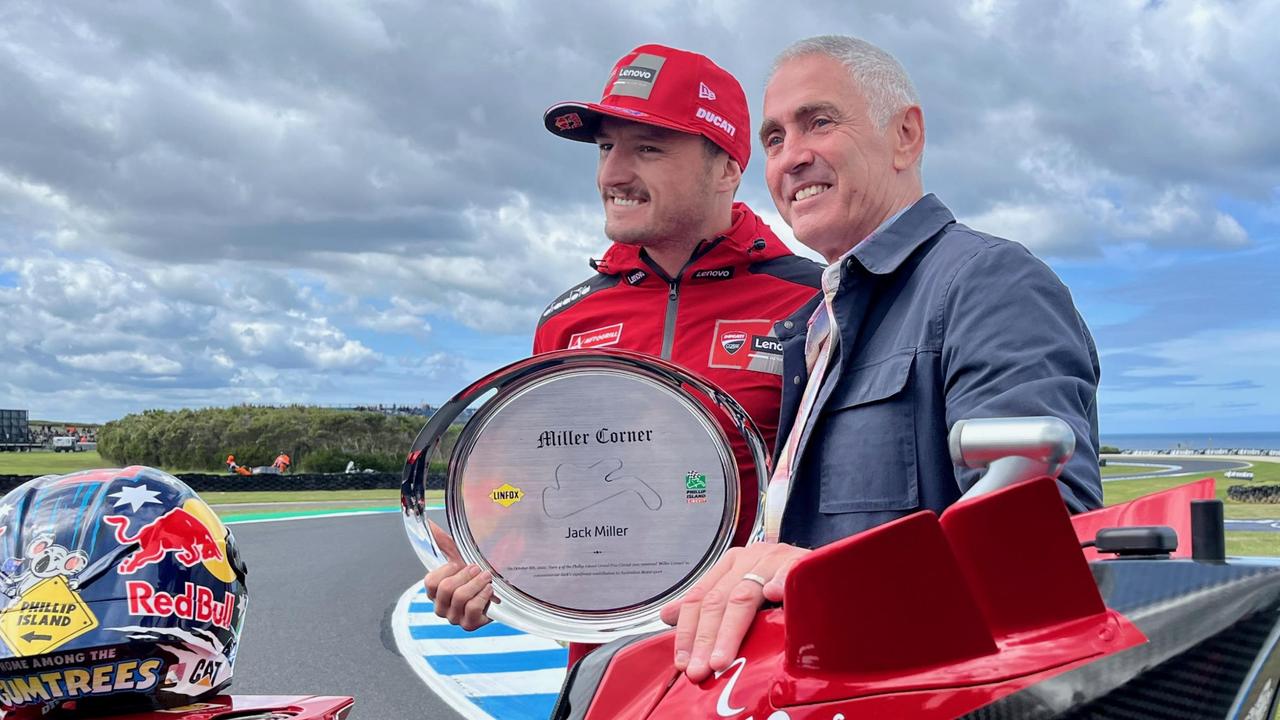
[662,281,679,360]
[641,237,726,362]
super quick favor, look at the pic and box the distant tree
[98,406,426,472]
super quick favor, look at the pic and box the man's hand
[422,520,497,631]
[659,542,809,682]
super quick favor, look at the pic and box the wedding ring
[741,572,768,587]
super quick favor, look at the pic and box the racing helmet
[0,467,247,715]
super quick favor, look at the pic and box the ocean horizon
[1101,431,1280,451]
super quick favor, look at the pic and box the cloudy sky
[1,0,1276,435]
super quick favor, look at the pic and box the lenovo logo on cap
[610,54,666,100]
[619,66,655,82]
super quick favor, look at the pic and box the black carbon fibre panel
[1057,607,1278,719]
[962,559,1280,719]
[1095,560,1275,615]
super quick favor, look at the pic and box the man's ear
[717,156,743,194]
[892,105,925,171]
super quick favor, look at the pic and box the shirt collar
[838,193,955,276]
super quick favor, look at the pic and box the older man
[662,35,1103,682]
[425,45,823,660]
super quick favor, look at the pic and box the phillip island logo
[685,471,707,504]
[489,483,524,507]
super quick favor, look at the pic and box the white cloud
[0,0,1276,431]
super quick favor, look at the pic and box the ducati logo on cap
[611,53,666,100]
[698,82,717,101]
[720,330,747,355]
[555,113,584,131]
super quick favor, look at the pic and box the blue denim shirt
[775,194,1102,549]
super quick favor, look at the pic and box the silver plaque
[401,350,767,643]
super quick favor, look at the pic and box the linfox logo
[126,581,235,630]
[489,483,525,508]
[695,107,736,137]
[618,66,655,83]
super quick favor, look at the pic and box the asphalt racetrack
[1105,455,1280,533]
[1102,455,1252,481]
[227,511,464,720]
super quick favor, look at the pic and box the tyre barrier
[1227,484,1280,503]
[0,470,446,495]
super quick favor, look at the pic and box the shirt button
[793,375,801,385]
[783,320,794,330]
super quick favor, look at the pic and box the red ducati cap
[544,44,751,170]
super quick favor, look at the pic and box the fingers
[685,572,764,682]
[427,519,462,563]
[665,547,742,665]
[429,564,493,629]
[666,543,812,682]
[763,555,801,603]
[424,560,461,601]
[709,578,768,672]
[460,584,495,631]
[672,594,703,671]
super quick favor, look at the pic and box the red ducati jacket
[536,202,821,667]
[535,202,822,542]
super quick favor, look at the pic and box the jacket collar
[848,194,954,275]
[592,202,789,277]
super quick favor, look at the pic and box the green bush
[98,406,426,472]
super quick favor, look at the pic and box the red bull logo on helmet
[102,508,223,575]
[127,581,236,630]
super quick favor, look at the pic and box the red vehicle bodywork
[576,477,1221,719]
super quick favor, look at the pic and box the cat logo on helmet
[188,659,223,687]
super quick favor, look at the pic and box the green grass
[202,489,402,504]
[0,450,114,475]
[1104,458,1280,555]
[1103,459,1280,512]
[1226,532,1280,557]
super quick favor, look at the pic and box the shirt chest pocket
[816,350,919,513]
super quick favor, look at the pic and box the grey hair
[771,35,920,131]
